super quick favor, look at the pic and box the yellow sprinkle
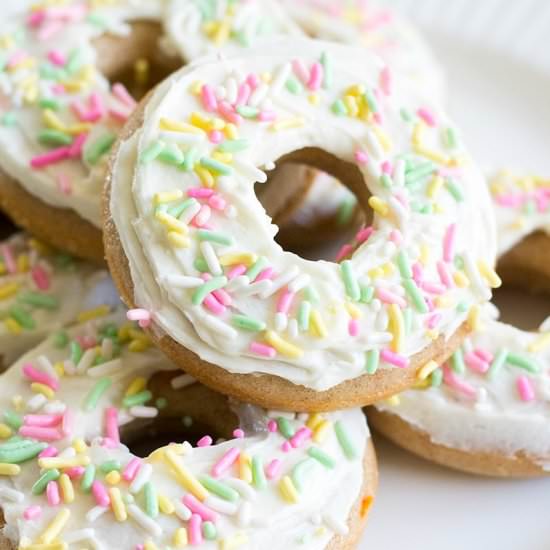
[386,394,400,406]
[417,360,439,381]
[306,413,324,431]
[39,455,90,470]
[509,218,526,231]
[368,196,389,216]
[420,244,430,266]
[125,377,147,397]
[434,295,453,309]
[12,395,23,412]
[412,122,426,146]
[381,262,394,277]
[159,117,204,135]
[0,282,19,300]
[309,309,327,339]
[42,109,66,131]
[426,329,439,341]
[308,93,320,105]
[529,332,550,353]
[213,20,231,44]
[264,331,303,358]
[190,112,224,131]
[167,232,190,249]
[279,476,299,504]
[477,260,502,288]
[413,378,431,390]
[155,211,189,234]
[414,145,449,165]
[343,95,359,117]
[39,508,71,544]
[65,122,93,135]
[219,533,248,550]
[59,474,74,504]
[173,526,188,547]
[144,541,159,550]
[468,304,482,332]
[31,383,54,400]
[224,122,238,139]
[105,470,121,485]
[0,462,20,476]
[368,266,384,279]
[344,302,362,320]
[212,151,233,164]
[77,304,110,323]
[190,80,204,95]
[195,165,215,188]
[17,253,30,272]
[270,117,305,132]
[128,338,151,353]
[72,438,87,454]
[312,419,331,444]
[219,252,257,267]
[163,449,208,501]
[22,543,67,550]
[109,487,127,522]
[0,423,13,439]
[60,78,88,92]
[427,175,444,199]
[239,452,252,484]
[53,362,66,377]
[388,304,404,353]
[372,125,392,152]
[346,84,365,97]
[453,270,469,288]
[154,189,184,205]
[29,238,52,255]
[158,494,175,515]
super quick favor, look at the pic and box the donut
[0,232,113,369]
[0,309,376,549]
[104,38,497,411]
[0,0,179,263]
[369,170,550,477]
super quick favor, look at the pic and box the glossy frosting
[0,310,370,549]
[110,39,497,391]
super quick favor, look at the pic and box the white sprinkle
[117,410,134,426]
[204,496,238,515]
[275,312,288,332]
[249,83,269,107]
[174,500,192,521]
[363,130,384,160]
[76,348,97,375]
[179,200,201,225]
[463,252,491,301]
[162,275,204,288]
[87,358,123,378]
[171,374,196,390]
[387,196,409,228]
[200,313,239,339]
[86,506,107,523]
[288,273,311,293]
[288,318,298,339]
[59,447,76,459]
[235,280,272,297]
[158,130,204,145]
[237,501,252,527]
[37,355,58,381]
[129,406,158,418]
[260,266,299,298]
[130,463,152,494]
[270,62,292,96]
[200,241,223,276]
[225,275,250,293]
[323,514,349,536]
[225,478,256,501]
[26,393,47,412]
[128,504,163,537]
[43,401,66,415]
[233,160,267,183]
[0,487,24,503]
[225,77,238,104]
[63,360,76,376]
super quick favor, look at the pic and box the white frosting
[0,311,369,549]
[0,233,112,366]
[110,38,496,391]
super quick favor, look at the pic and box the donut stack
[0,1,545,549]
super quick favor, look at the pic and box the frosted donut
[369,172,550,476]
[0,232,113,368]
[0,310,376,549]
[0,0,177,263]
[105,38,497,411]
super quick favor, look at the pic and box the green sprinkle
[405,162,435,186]
[277,417,295,439]
[197,230,233,246]
[66,48,83,74]
[99,460,121,473]
[454,255,465,270]
[200,157,233,175]
[158,144,184,165]
[251,456,266,489]
[364,90,378,112]
[3,411,22,430]
[506,353,540,374]
[336,196,357,226]
[192,277,227,305]
[156,397,168,409]
[334,421,357,460]
[81,464,96,492]
[202,521,217,540]
[400,108,413,122]
[340,260,360,302]
[199,475,239,502]
[218,139,250,153]
[122,390,152,408]
[144,481,158,518]
[298,301,311,331]
[360,285,375,304]
[445,178,464,202]
[331,99,347,116]
[231,314,266,332]
[285,77,303,95]
[140,140,165,163]
[402,279,428,313]
[0,439,46,463]
[403,308,413,334]
[246,256,268,281]
[168,198,198,219]
[18,292,59,310]
[304,285,320,304]
[84,133,116,165]
[291,458,316,492]
[38,98,60,111]
[430,368,443,387]
[183,146,199,171]
[236,105,259,118]
[70,340,83,364]
[87,12,108,28]
[83,377,113,412]
[32,469,60,495]
[320,51,333,89]
[53,331,69,348]
[444,127,458,149]
[487,348,508,379]
[38,129,72,146]
[9,306,35,329]
[307,446,335,469]
[193,257,209,273]
[451,349,466,374]
[365,349,380,374]
[1,112,17,127]
[380,173,393,188]
[456,301,469,313]
[397,251,412,279]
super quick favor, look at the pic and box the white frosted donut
[106,38,497,408]
[0,310,374,549]
[0,233,113,367]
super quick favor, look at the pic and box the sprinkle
[506,353,540,374]
[0,463,20,476]
[232,314,266,332]
[381,349,409,369]
[83,377,112,411]
[164,449,208,501]
[477,260,502,288]
[340,260,360,301]
[264,331,303,358]
[417,360,439,380]
[388,304,405,353]
[517,376,535,402]
[38,508,70,544]
[128,504,162,537]
[334,421,357,460]
[92,480,110,507]
[308,447,336,469]
[84,133,116,165]
[443,224,456,262]
[279,476,299,504]
[189,513,203,545]
[249,341,276,358]
[443,366,477,398]
[192,277,227,305]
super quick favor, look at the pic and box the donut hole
[93,21,181,101]
[258,147,371,261]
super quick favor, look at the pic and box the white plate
[363,1,550,548]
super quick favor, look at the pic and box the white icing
[110,38,496,391]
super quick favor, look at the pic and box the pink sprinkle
[354,149,369,165]
[68,133,88,158]
[417,108,436,127]
[208,194,226,211]
[6,51,27,69]
[255,267,274,283]
[266,459,282,480]
[92,481,110,507]
[250,342,276,358]
[65,466,84,479]
[381,161,392,174]
[62,409,74,436]
[376,287,407,308]
[227,264,247,279]
[443,366,477,398]
[475,348,493,363]
[307,62,324,91]
[104,407,120,445]
[56,173,72,195]
[188,187,214,199]
[517,376,535,402]
[46,481,60,506]
[38,21,64,41]
[47,50,65,66]
[38,446,58,459]
[335,244,353,263]
[348,318,359,337]
[189,514,203,545]
[420,281,446,295]
[292,59,309,84]
[31,146,70,168]
[381,349,409,369]
[258,110,276,122]
[355,226,373,244]
[76,335,96,349]
[211,447,240,478]
[217,101,242,125]
[89,93,105,116]
[22,364,59,391]
[201,84,218,112]
[267,420,277,433]
[109,108,131,122]
[281,441,292,453]
[112,83,137,109]
[277,289,295,314]
[23,505,42,520]
[183,495,217,522]
[246,73,260,89]
[379,66,392,96]
[208,130,223,144]
[235,83,251,106]
[1,245,17,274]
[443,223,456,262]
[412,262,424,283]
[203,294,226,316]
[27,10,46,27]
[290,427,312,449]
[31,264,51,290]
[192,205,211,227]
[212,288,232,307]
[389,229,403,245]
[197,436,212,447]
[19,426,62,442]
[436,261,453,288]
[233,428,244,439]
[465,352,489,374]
[122,458,142,482]
[425,313,441,330]
[126,309,151,328]
[24,414,62,427]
